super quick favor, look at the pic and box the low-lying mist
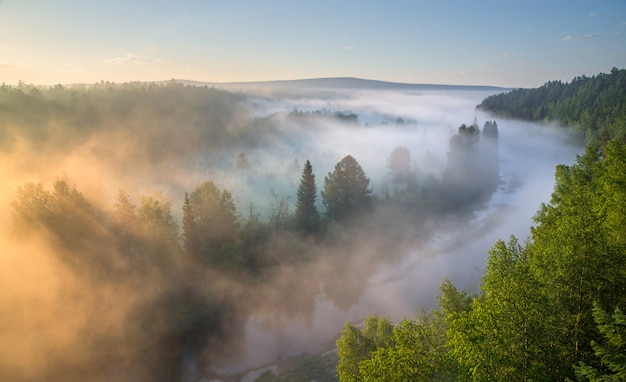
[0,81,581,380]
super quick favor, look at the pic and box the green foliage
[359,316,458,382]
[0,82,248,164]
[190,181,239,266]
[478,68,626,142]
[336,280,471,382]
[436,277,473,319]
[137,193,180,270]
[529,141,626,376]
[449,237,553,380]
[336,316,393,382]
[574,304,626,381]
[295,159,320,234]
[182,192,200,259]
[322,155,372,222]
[346,140,626,381]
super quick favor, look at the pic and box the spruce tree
[574,304,626,381]
[182,192,199,258]
[295,160,320,233]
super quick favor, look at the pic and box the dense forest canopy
[478,68,626,142]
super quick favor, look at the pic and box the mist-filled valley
[0,80,585,381]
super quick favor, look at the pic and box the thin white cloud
[589,12,597,17]
[342,46,354,50]
[561,34,599,41]
[103,53,143,64]
[494,52,510,59]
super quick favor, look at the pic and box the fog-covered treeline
[0,81,507,381]
[478,67,626,142]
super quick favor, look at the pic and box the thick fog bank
[208,92,582,374]
[0,82,582,380]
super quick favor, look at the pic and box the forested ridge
[478,68,626,142]
[0,81,502,381]
[338,71,626,381]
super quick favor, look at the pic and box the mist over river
[207,86,582,375]
[0,81,583,381]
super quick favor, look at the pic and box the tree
[112,189,139,259]
[387,146,412,184]
[321,155,371,222]
[113,189,137,232]
[442,122,500,207]
[574,304,626,381]
[137,192,179,269]
[336,316,393,382]
[449,237,552,380]
[337,280,471,382]
[236,152,250,169]
[269,189,290,229]
[190,181,239,265]
[294,159,320,233]
[528,142,626,377]
[181,192,199,259]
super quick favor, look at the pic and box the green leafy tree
[294,159,320,233]
[322,155,371,222]
[137,192,179,269]
[337,280,470,382]
[449,237,552,381]
[10,182,54,234]
[529,142,626,377]
[190,181,239,266]
[336,316,393,382]
[359,320,422,381]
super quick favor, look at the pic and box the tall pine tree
[294,160,320,233]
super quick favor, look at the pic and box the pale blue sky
[0,0,624,87]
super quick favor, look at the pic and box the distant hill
[169,77,509,92]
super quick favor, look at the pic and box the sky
[0,0,624,88]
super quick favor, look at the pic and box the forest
[0,80,502,381]
[1,68,624,381]
[478,67,626,143]
[336,69,626,381]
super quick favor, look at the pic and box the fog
[208,88,582,375]
[0,81,581,380]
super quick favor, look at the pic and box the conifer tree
[574,304,626,381]
[294,160,320,233]
[322,155,371,222]
[182,192,199,258]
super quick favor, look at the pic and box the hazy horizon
[1,1,623,88]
